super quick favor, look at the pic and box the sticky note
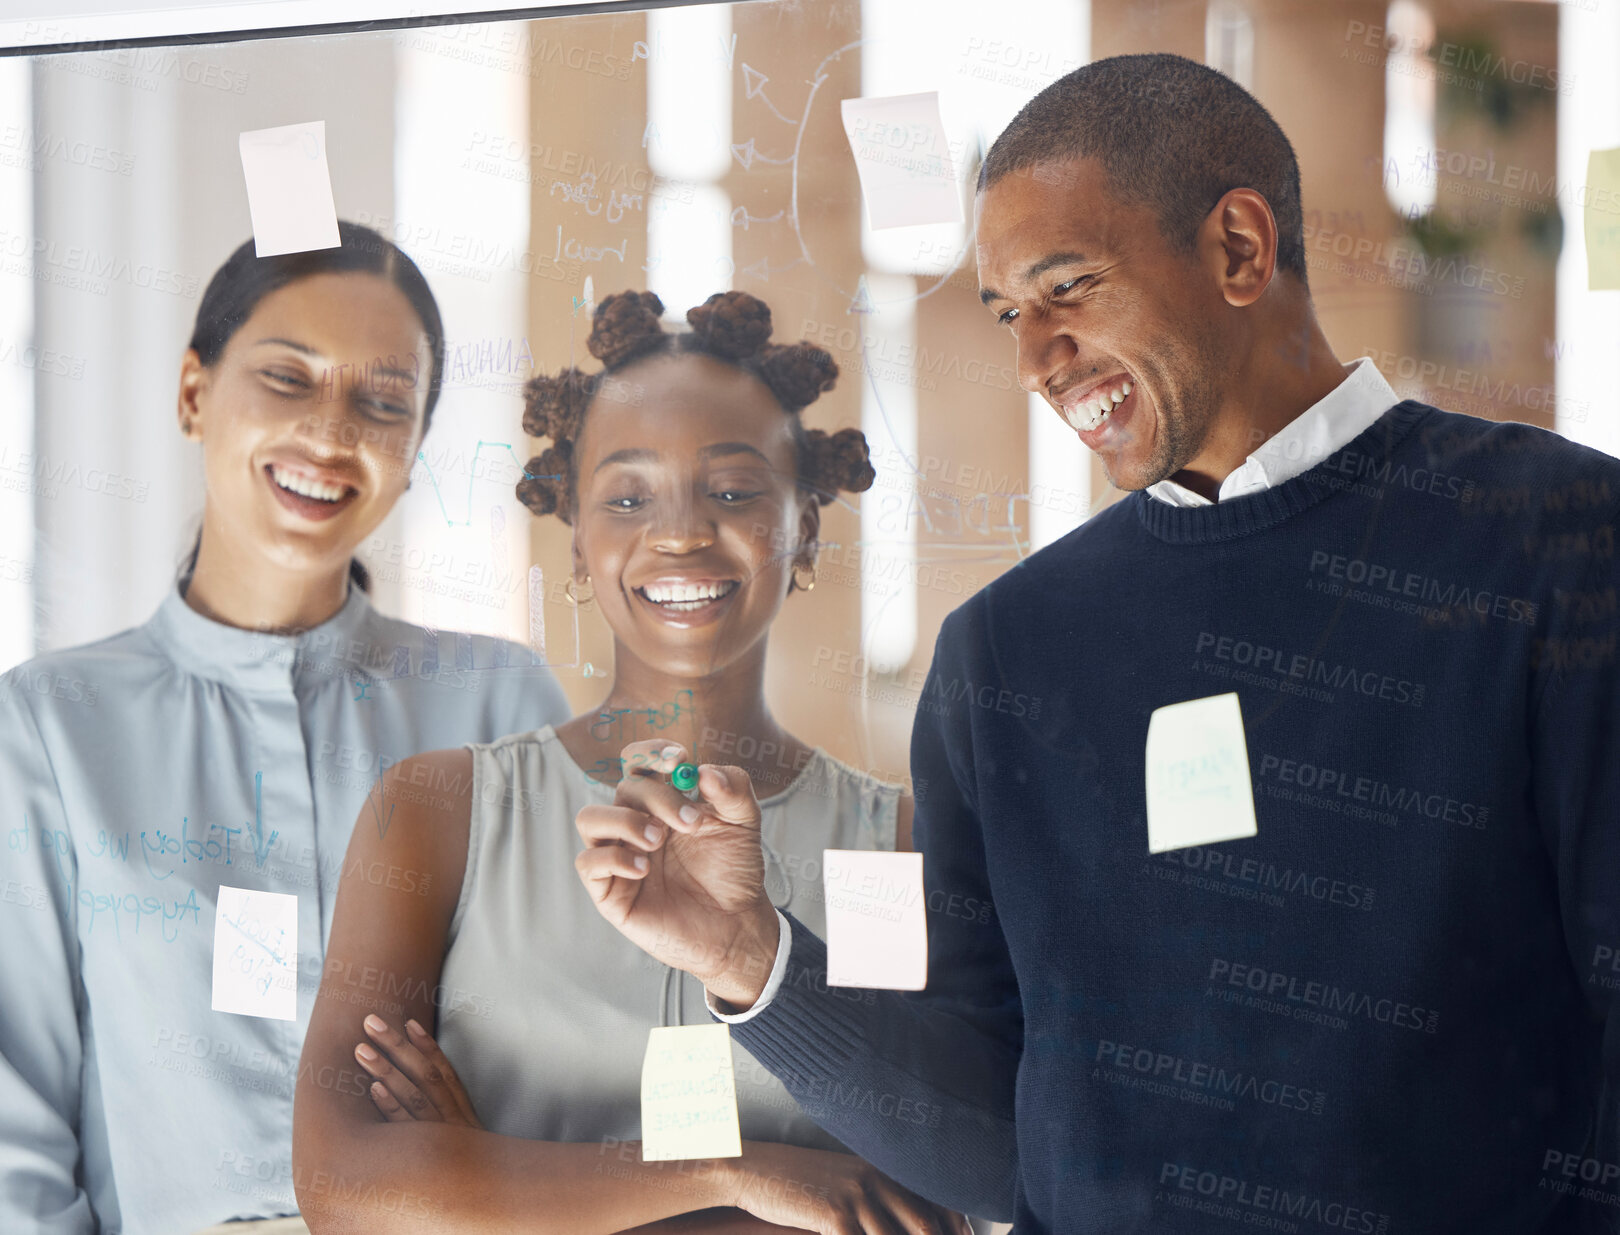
[1585,148,1620,290]
[839,92,962,230]
[823,849,928,989]
[640,1023,742,1161]
[1144,692,1258,854]
[211,885,298,1021]
[238,121,341,258]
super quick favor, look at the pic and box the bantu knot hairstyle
[517,289,873,524]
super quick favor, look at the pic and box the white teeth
[270,464,348,502]
[1065,400,1111,433]
[1062,380,1131,434]
[641,580,735,606]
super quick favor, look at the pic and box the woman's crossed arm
[292,750,965,1235]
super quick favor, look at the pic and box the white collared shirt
[1145,357,1400,507]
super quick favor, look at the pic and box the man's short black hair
[978,53,1308,284]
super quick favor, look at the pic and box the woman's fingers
[402,1017,483,1128]
[367,1079,412,1123]
[865,1177,964,1235]
[354,1036,435,1121]
[359,1015,464,1122]
[576,803,668,850]
[850,1200,906,1235]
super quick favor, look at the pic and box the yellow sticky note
[640,1024,742,1161]
[823,849,928,990]
[1585,148,1620,290]
[1144,693,1258,854]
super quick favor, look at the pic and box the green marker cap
[671,762,699,791]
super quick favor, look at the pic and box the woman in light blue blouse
[0,222,570,1235]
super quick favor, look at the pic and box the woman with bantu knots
[295,290,971,1234]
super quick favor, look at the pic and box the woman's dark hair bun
[802,426,875,505]
[686,290,773,360]
[587,290,667,369]
[522,366,592,442]
[758,341,839,413]
[515,441,573,519]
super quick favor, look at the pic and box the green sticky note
[1585,148,1620,290]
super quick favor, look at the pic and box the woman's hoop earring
[565,576,595,607]
[791,561,817,593]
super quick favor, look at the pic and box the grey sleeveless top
[437,724,901,1151]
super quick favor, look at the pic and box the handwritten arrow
[730,137,794,170]
[740,256,806,283]
[741,64,796,124]
[848,274,877,315]
[366,776,395,842]
[730,205,786,230]
[246,771,280,867]
[362,754,398,843]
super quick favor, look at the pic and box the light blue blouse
[0,583,570,1235]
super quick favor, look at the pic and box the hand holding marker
[574,741,779,1010]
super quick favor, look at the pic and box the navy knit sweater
[731,402,1620,1234]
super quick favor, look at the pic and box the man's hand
[724,1142,974,1235]
[574,741,780,1010]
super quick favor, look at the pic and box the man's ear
[1201,187,1278,309]
[177,348,209,441]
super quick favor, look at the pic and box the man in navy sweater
[577,53,1619,1234]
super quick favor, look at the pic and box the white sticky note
[823,849,928,990]
[640,1023,742,1161]
[839,92,962,230]
[1144,693,1258,854]
[238,121,341,258]
[211,885,298,1021]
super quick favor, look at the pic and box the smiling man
[580,53,1620,1235]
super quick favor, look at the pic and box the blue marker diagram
[414,440,560,529]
